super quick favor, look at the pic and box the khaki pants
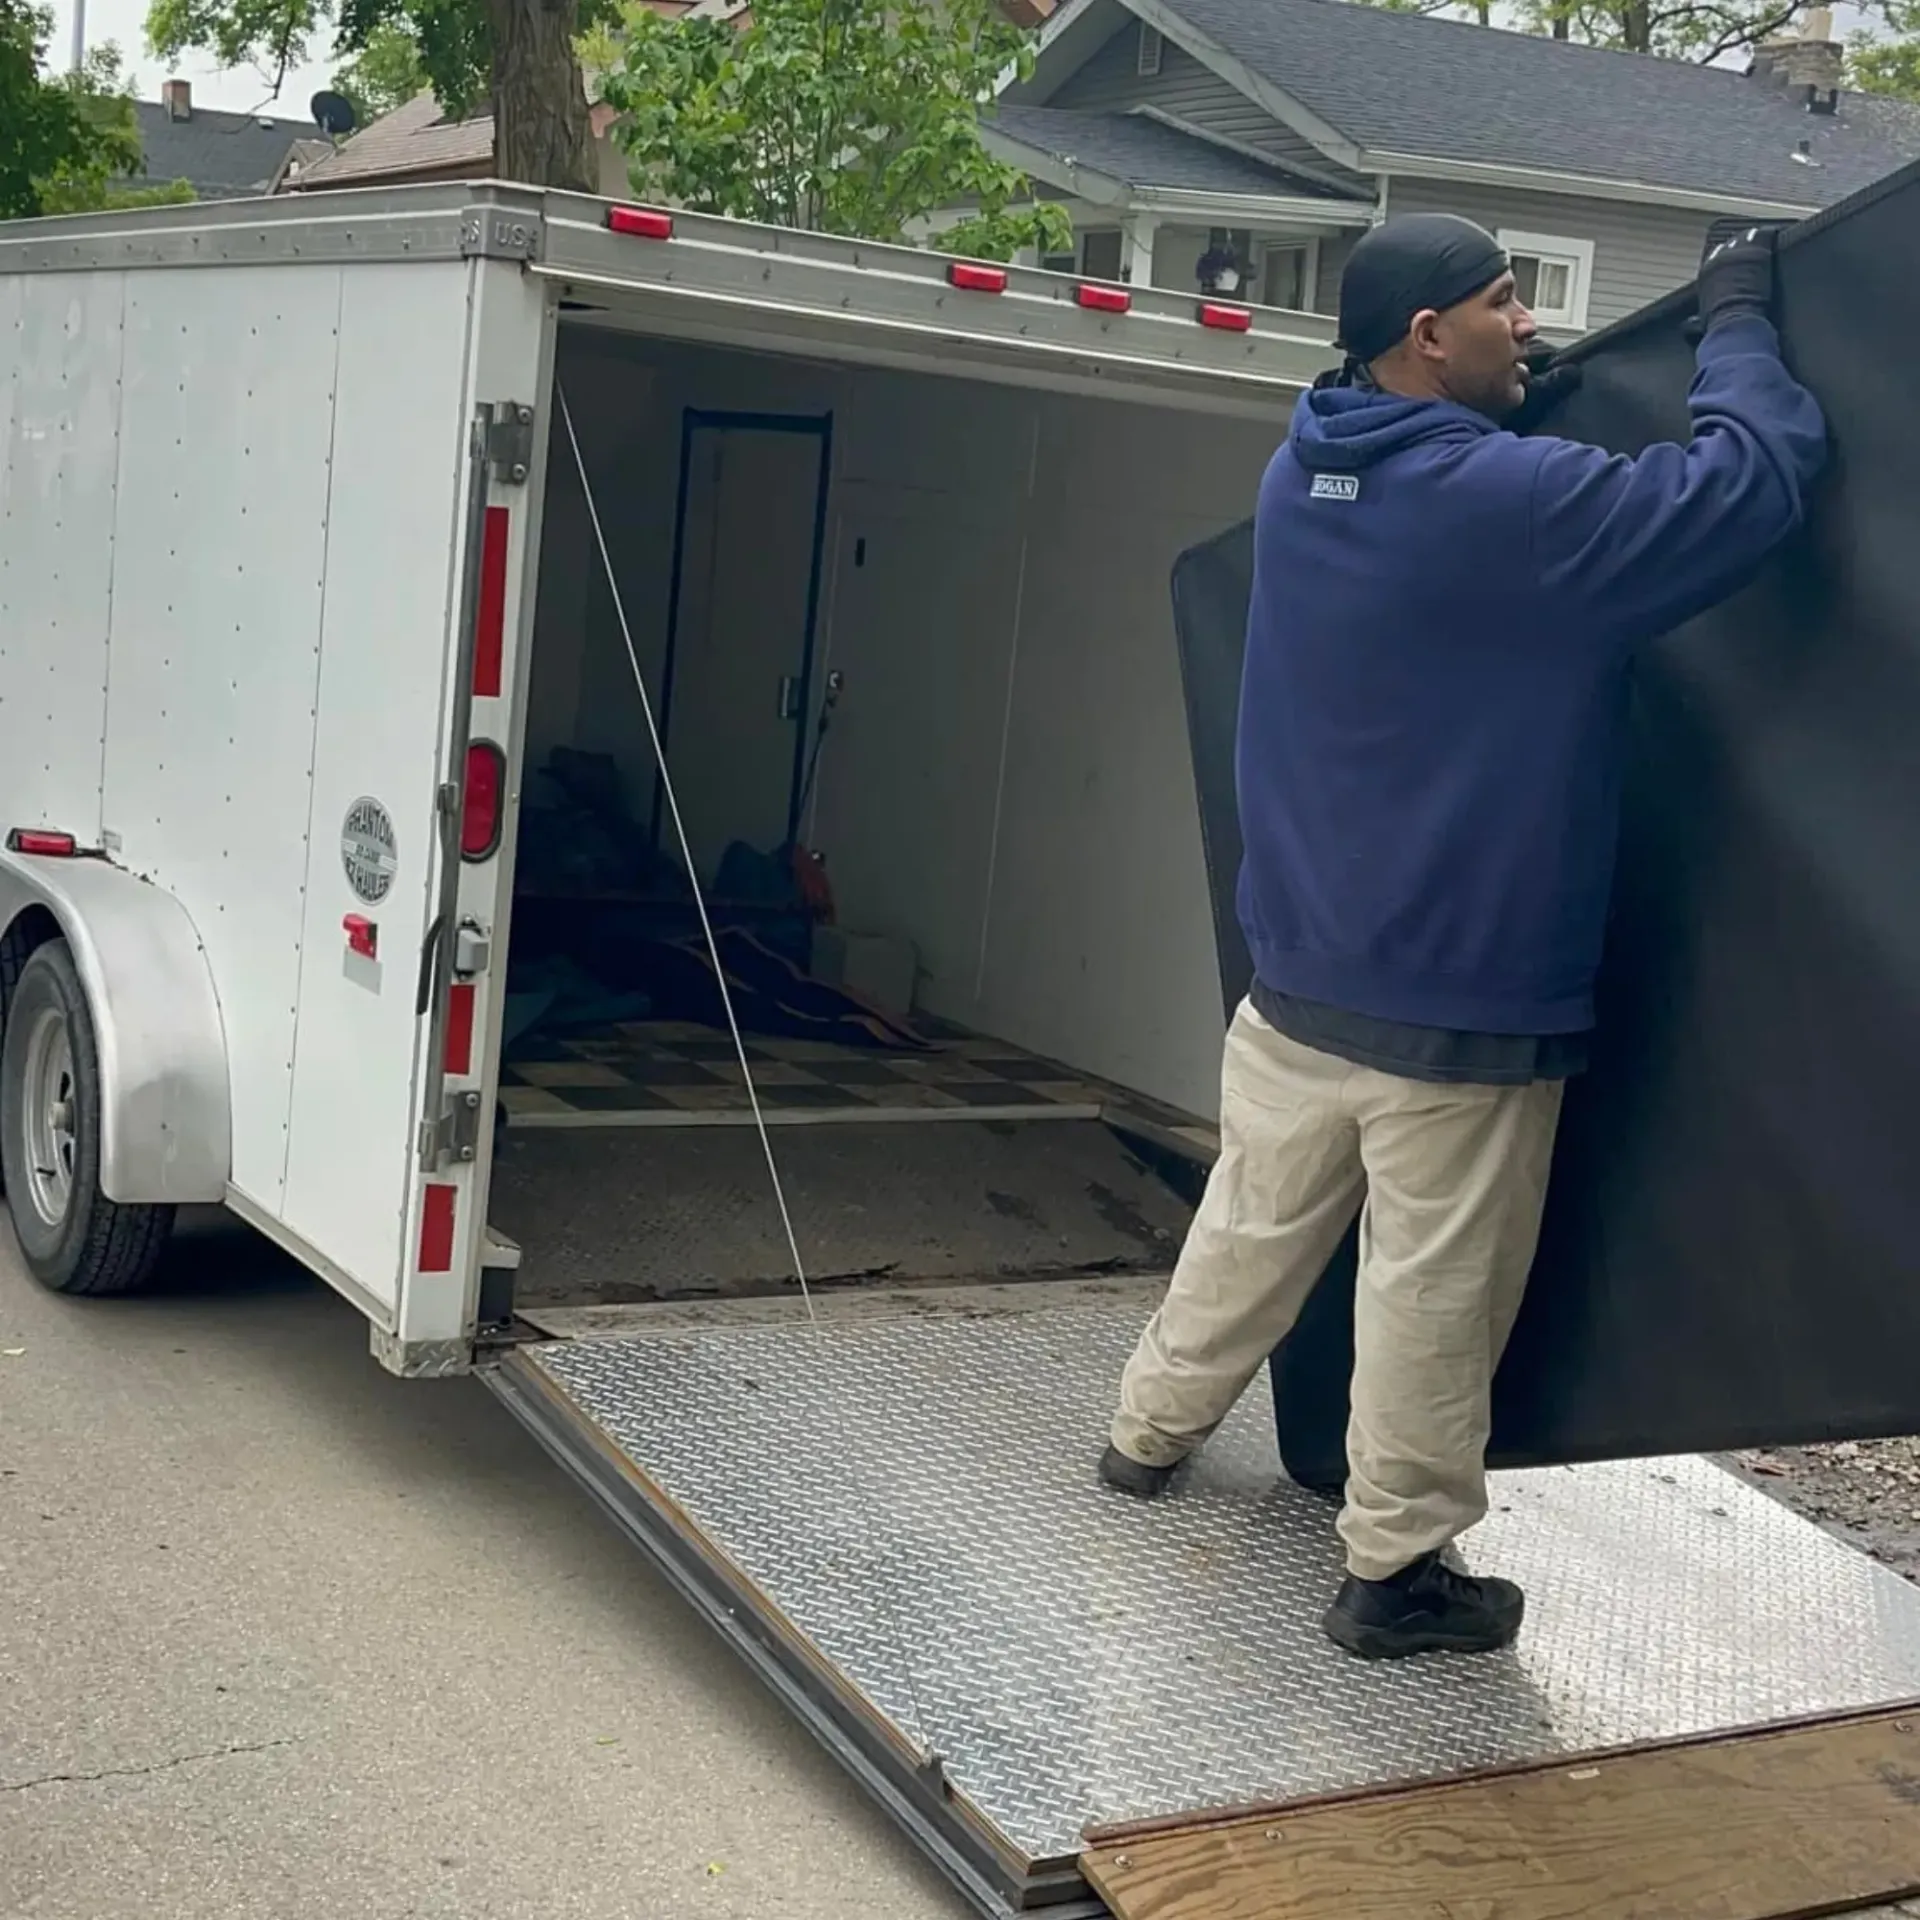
[1112,1000,1563,1583]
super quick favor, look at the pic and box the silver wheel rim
[20,1006,77,1230]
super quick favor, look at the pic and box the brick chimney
[161,77,192,121]
[1749,10,1842,110]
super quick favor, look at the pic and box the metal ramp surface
[485,1286,1920,1917]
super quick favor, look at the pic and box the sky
[45,0,339,117]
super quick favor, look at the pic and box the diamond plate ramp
[488,1296,1920,1916]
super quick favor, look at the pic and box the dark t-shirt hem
[1250,978,1589,1087]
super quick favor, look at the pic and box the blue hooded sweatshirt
[1236,315,1828,1037]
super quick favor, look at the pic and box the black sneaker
[1098,1444,1179,1499]
[1322,1553,1525,1659]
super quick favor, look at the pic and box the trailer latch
[452,917,491,980]
[418,1089,485,1170]
[486,403,536,486]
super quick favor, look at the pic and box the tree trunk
[1617,0,1652,49]
[488,0,595,191]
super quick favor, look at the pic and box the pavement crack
[1,1736,296,1793]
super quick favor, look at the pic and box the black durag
[1333,213,1510,369]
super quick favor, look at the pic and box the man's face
[1427,272,1539,420]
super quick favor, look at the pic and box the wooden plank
[1083,1704,1920,1920]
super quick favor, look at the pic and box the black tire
[0,939,174,1294]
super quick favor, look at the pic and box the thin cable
[556,383,936,1754]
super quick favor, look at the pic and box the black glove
[1508,345,1582,433]
[1693,219,1786,338]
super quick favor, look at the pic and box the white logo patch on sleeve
[1309,473,1360,501]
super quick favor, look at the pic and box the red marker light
[343,914,378,959]
[418,1183,457,1273]
[462,740,506,861]
[606,205,674,241]
[1076,283,1131,314]
[1198,302,1254,333]
[947,261,1009,294]
[5,829,78,857]
[472,507,509,699]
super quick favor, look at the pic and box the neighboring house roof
[286,92,493,190]
[1143,0,1920,210]
[988,102,1356,199]
[270,138,338,193]
[131,97,310,199]
[284,89,635,195]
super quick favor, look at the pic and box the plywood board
[1084,1704,1920,1920]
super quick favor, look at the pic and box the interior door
[661,414,831,884]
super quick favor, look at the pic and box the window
[1261,243,1312,311]
[1081,228,1124,282]
[1498,230,1595,332]
[1138,23,1164,75]
[1042,229,1126,280]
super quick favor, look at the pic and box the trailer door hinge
[419,1088,486,1171]
[486,403,536,486]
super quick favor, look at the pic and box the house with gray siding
[983,0,1920,336]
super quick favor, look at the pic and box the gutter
[1361,150,1821,220]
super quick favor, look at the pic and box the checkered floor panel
[498,1021,1122,1122]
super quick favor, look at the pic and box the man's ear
[1407,308,1446,362]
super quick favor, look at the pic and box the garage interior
[483,316,1288,1311]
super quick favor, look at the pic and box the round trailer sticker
[341,797,399,905]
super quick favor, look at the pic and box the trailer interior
[478,300,1920,1920]
[486,319,1266,1318]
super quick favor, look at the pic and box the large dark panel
[1166,162,1920,1483]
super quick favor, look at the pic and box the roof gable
[1148,0,1920,208]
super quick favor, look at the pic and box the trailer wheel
[1,939,173,1294]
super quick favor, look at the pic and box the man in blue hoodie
[1099,214,1828,1659]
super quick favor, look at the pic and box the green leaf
[603,0,1055,251]
[1,2,172,220]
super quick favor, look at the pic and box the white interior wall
[814,377,1282,1118]
[532,337,842,836]
[533,326,1287,1119]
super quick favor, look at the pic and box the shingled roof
[1151,0,1920,208]
[131,96,310,200]
[988,102,1360,197]
[284,92,493,189]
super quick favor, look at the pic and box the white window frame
[1079,226,1125,282]
[1040,227,1127,280]
[1255,235,1322,314]
[1497,229,1595,332]
[1137,22,1164,75]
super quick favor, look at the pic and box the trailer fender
[0,854,231,1205]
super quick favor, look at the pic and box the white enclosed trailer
[6,183,1920,1920]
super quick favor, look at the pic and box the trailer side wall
[1,259,476,1305]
